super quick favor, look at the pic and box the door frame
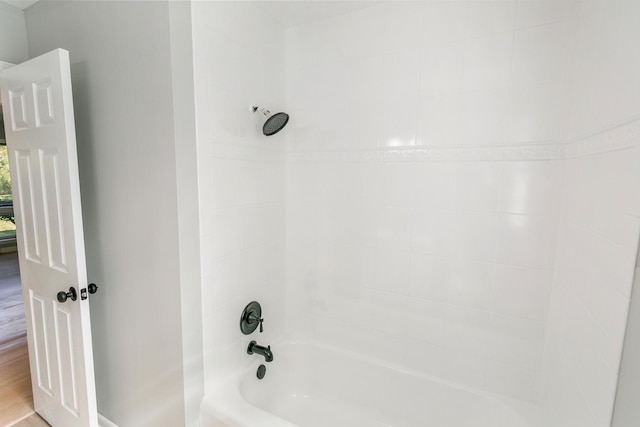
[0,61,17,254]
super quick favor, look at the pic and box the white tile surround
[539,0,640,424]
[286,0,573,405]
[193,1,640,426]
[539,121,640,427]
[191,0,287,389]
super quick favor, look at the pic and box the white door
[0,49,98,427]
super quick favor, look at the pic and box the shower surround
[194,2,640,427]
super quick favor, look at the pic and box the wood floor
[0,253,49,427]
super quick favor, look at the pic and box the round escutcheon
[240,301,263,335]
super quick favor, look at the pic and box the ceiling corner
[0,0,40,10]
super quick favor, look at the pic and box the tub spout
[247,341,273,362]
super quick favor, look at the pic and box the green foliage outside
[0,220,15,239]
[0,145,15,239]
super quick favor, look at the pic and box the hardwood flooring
[0,253,49,427]
[10,414,50,427]
[0,253,24,343]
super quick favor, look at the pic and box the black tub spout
[247,341,273,362]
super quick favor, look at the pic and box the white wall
[540,1,640,426]
[283,2,640,422]
[24,1,202,426]
[16,1,640,426]
[541,128,640,427]
[566,0,640,139]
[168,2,204,425]
[613,248,640,426]
[285,1,573,402]
[191,1,287,391]
[0,1,28,64]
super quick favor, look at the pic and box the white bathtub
[200,341,551,427]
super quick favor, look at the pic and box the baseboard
[99,414,119,427]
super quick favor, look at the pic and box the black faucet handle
[249,313,264,333]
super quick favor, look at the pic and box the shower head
[252,106,289,136]
[263,112,289,136]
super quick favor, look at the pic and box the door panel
[33,79,55,128]
[29,290,53,395]
[40,148,68,272]
[8,88,28,131]
[14,149,41,262]
[53,303,78,415]
[1,48,98,427]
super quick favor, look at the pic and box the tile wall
[191,1,288,390]
[541,128,640,426]
[285,1,574,402]
[540,1,640,426]
[193,2,640,424]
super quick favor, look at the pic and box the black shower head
[252,106,289,136]
[263,112,289,136]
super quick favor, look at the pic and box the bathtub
[200,341,550,427]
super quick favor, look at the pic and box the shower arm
[251,106,270,116]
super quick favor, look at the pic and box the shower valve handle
[248,313,264,333]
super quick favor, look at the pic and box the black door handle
[80,283,99,300]
[57,287,77,303]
